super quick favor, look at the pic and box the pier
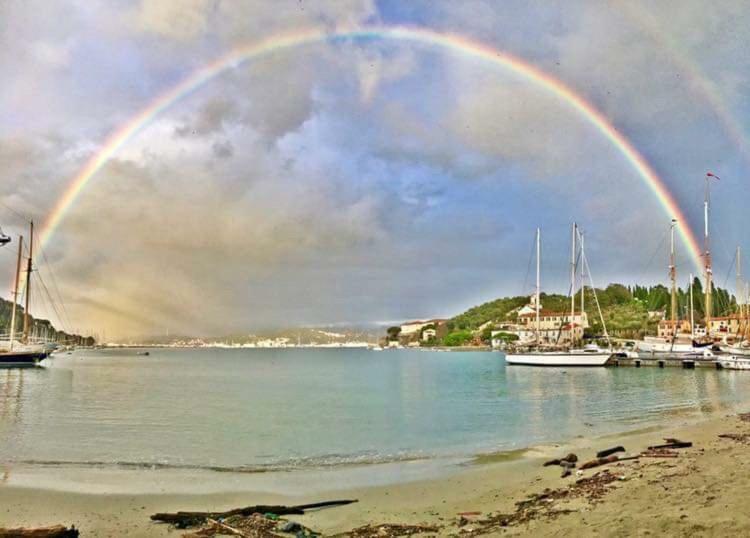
[608,355,722,369]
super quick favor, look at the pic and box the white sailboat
[505,225,612,367]
[718,247,750,368]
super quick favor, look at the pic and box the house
[708,315,744,336]
[399,319,446,336]
[648,310,666,320]
[657,319,692,339]
[422,328,437,341]
[490,303,589,347]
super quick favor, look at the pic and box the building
[708,315,744,337]
[422,328,437,341]
[490,304,589,347]
[657,319,692,339]
[399,319,446,336]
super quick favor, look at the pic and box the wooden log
[647,441,692,450]
[0,526,79,538]
[151,499,357,528]
[580,455,639,470]
[596,446,625,458]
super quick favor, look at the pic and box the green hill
[439,279,738,346]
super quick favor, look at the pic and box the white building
[491,305,588,347]
[422,328,437,341]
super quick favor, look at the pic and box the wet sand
[2,412,750,536]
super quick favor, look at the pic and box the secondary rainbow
[40,25,704,270]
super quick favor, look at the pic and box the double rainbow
[39,25,703,270]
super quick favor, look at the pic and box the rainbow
[40,25,704,270]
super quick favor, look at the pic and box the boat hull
[719,356,750,370]
[0,351,47,366]
[505,352,612,367]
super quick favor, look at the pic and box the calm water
[2,348,750,483]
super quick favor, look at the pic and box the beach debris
[183,513,318,538]
[579,454,639,470]
[543,453,577,467]
[595,446,625,458]
[640,449,679,458]
[279,521,302,533]
[738,413,750,422]
[463,470,621,534]
[0,527,79,538]
[647,439,692,450]
[719,433,750,444]
[335,523,441,537]
[152,499,357,528]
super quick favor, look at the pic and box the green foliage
[0,296,93,345]
[493,332,519,343]
[444,280,740,342]
[442,330,474,347]
[386,326,401,341]
[447,295,528,332]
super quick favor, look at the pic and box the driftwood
[580,454,639,470]
[151,499,357,528]
[640,449,678,458]
[647,440,692,450]
[596,446,625,458]
[0,527,79,538]
[543,453,577,467]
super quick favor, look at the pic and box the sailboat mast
[536,228,541,344]
[9,236,23,352]
[580,231,585,315]
[670,219,677,329]
[571,223,576,325]
[22,220,33,344]
[689,273,695,338]
[737,246,743,319]
[704,176,713,329]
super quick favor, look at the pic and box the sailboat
[634,219,698,355]
[505,225,613,367]
[718,247,750,368]
[0,222,48,366]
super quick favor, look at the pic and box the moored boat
[719,355,750,370]
[0,350,47,367]
[505,225,613,367]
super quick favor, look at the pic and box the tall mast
[669,219,677,330]
[737,246,743,319]
[570,222,576,325]
[738,247,744,337]
[9,236,24,352]
[535,228,541,345]
[689,273,695,338]
[22,220,34,344]
[580,230,585,315]
[704,174,713,330]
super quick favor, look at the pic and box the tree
[386,326,401,341]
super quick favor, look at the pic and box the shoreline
[3,410,749,536]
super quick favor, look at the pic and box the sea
[2,347,749,494]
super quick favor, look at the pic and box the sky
[1,0,748,340]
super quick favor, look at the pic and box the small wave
[7,452,438,474]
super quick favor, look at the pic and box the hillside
[438,279,738,346]
[0,296,93,345]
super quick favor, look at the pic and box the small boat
[137,351,150,356]
[719,355,750,370]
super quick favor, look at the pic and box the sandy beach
[3,410,750,536]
